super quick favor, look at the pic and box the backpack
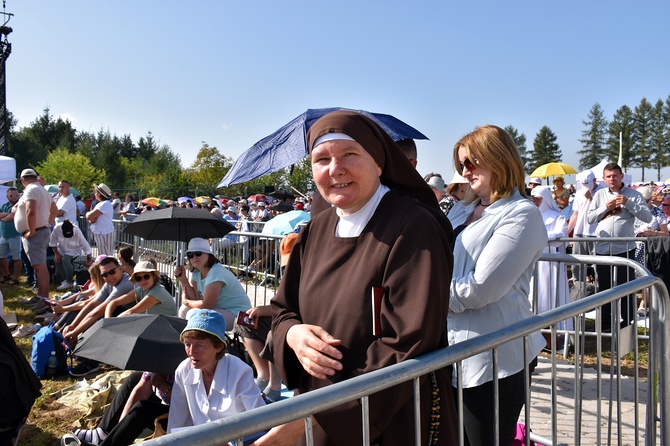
[31,323,72,378]
[160,273,174,296]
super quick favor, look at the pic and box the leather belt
[22,226,47,236]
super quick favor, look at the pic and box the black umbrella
[123,207,235,242]
[73,314,187,374]
[268,189,294,200]
[268,202,293,213]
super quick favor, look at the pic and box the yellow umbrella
[194,196,211,205]
[530,162,578,178]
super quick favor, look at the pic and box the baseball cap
[20,168,37,178]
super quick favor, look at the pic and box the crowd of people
[4,110,670,446]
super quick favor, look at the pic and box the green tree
[36,148,105,192]
[606,105,633,169]
[630,97,654,181]
[186,144,234,197]
[528,126,561,172]
[504,125,530,170]
[649,98,670,181]
[578,103,609,170]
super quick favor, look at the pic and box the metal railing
[140,253,669,446]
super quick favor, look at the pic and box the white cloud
[58,112,78,124]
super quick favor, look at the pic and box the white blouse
[167,354,265,433]
[447,189,547,388]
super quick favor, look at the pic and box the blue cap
[181,309,226,344]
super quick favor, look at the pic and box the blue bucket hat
[181,309,226,344]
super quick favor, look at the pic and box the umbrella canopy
[141,197,167,207]
[123,207,235,242]
[248,194,267,203]
[530,162,578,178]
[261,210,310,235]
[218,107,429,187]
[73,314,187,374]
[268,202,293,213]
[194,196,211,206]
[177,196,194,206]
[45,184,82,198]
[268,189,294,200]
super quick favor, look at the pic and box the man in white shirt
[587,163,652,329]
[111,192,122,219]
[12,169,58,301]
[55,180,78,227]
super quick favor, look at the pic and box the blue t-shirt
[136,283,177,316]
[192,263,251,315]
[0,203,20,238]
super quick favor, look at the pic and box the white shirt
[571,188,598,236]
[56,194,78,226]
[167,354,265,433]
[49,223,92,257]
[447,189,547,388]
[90,200,114,235]
[14,182,52,234]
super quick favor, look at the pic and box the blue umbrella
[261,210,310,235]
[218,107,429,187]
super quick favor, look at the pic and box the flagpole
[618,131,623,167]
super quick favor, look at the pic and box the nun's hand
[286,324,343,379]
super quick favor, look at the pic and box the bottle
[47,351,58,378]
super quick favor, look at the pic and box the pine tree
[606,105,633,169]
[529,126,561,172]
[578,103,609,170]
[630,97,654,181]
[649,99,669,182]
[504,125,530,170]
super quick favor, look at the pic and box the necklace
[479,202,491,207]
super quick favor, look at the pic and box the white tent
[0,155,16,184]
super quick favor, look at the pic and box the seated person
[64,371,173,446]
[52,259,105,332]
[233,233,298,403]
[105,260,176,318]
[167,309,265,433]
[49,219,93,291]
[63,257,135,377]
[173,238,251,328]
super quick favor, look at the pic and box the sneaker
[12,324,37,338]
[57,281,74,291]
[61,433,82,446]
[72,427,107,445]
[36,312,58,324]
[69,360,100,377]
[31,301,50,311]
[262,388,282,404]
[17,295,41,305]
[35,305,53,315]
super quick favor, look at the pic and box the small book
[371,286,384,337]
[236,311,257,329]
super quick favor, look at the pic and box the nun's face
[311,139,382,215]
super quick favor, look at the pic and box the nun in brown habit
[257,111,457,446]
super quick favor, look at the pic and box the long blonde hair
[453,125,527,204]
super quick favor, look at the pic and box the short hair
[453,125,527,204]
[396,138,417,162]
[603,162,622,174]
[125,193,134,200]
[59,180,70,185]
[6,186,17,193]
[181,330,227,360]
[99,257,120,268]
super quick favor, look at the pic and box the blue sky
[5,1,670,184]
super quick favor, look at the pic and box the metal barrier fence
[138,253,668,446]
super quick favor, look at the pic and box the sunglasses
[134,273,153,281]
[186,251,204,259]
[459,157,479,172]
[101,266,118,278]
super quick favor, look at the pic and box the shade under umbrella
[530,162,578,178]
[262,210,310,235]
[73,314,187,374]
[218,107,429,187]
[123,207,235,242]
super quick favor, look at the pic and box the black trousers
[97,371,169,446]
[454,360,535,446]
[595,249,636,330]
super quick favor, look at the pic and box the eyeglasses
[133,273,153,282]
[186,251,204,259]
[101,266,118,278]
[459,157,479,172]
